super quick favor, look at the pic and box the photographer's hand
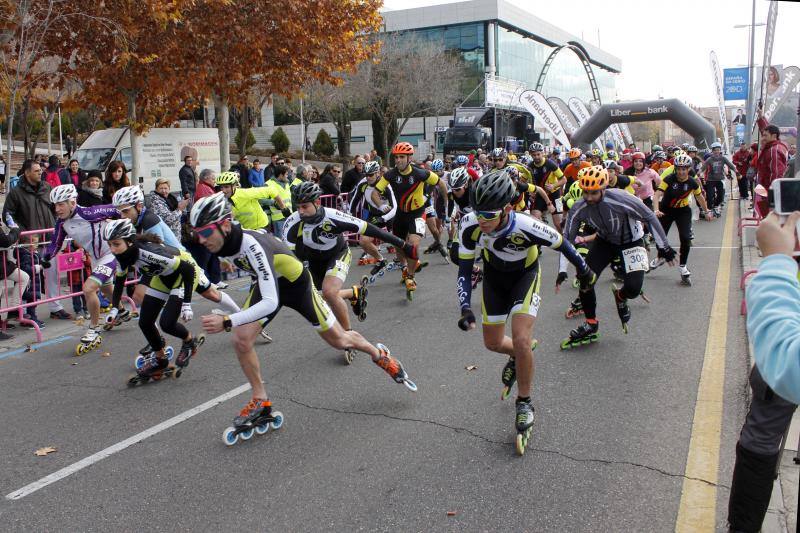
[756,212,800,257]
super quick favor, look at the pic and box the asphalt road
[0,206,750,532]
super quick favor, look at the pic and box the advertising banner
[519,90,571,149]
[723,67,749,101]
[619,122,634,147]
[485,75,526,111]
[547,97,579,135]
[764,66,800,121]
[759,1,779,103]
[710,51,732,154]
[568,98,605,151]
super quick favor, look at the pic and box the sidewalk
[739,199,799,533]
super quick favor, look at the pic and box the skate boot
[357,253,371,266]
[680,265,692,286]
[500,339,537,400]
[367,259,388,283]
[713,206,721,218]
[565,297,584,319]
[560,321,600,350]
[127,354,172,386]
[134,336,172,369]
[424,240,441,254]
[374,343,417,391]
[611,286,631,333]
[103,307,131,331]
[515,397,535,455]
[350,277,369,321]
[610,258,625,282]
[471,265,483,289]
[404,276,417,301]
[175,334,206,377]
[222,398,284,446]
[75,327,102,356]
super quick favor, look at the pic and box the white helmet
[102,218,137,241]
[448,167,470,190]
[674,154,693,168]
[112,185,144,208]
[364,161,380,175]
[50,184,78,204]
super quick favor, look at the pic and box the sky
[382,0,800,107]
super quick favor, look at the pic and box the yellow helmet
[215,171,240,186]
[577,165,608,191]
[507,154,518,162]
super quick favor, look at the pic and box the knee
[322,286,339,302]
[512,333,531,351]
[232,335,251,354]
[484,337,504,353]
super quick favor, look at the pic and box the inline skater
[588,148,603,167]
[650,150,672,174]
[604,160,640,194]
[452,154,481,182]
[423,158,450,260]
[561,166,675,347]
[455,170,594,455]
[348,160,397,279]
[630,152,661,210]
[558,180,597,318]
[103,219,208,382]
[370,142,448,299]
[528,142,566,231]
[645,145,663,166]
[563,148,591,191]
[44,184,124,355]
[701,142,740,217]
[282,182,419,347]
[651,154,713,285]
[191,193,416,443]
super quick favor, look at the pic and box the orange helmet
[577,165,608,191]
[391,142,414,156]
[568,148,582,159]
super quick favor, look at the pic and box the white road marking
[6,383,251,501]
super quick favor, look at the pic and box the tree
[234,128,256,153]
[270,127,289,153]
[353,32,464,159]
[300,76,365,159]
[312,129,334,156]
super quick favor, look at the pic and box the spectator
[64,134,74,158]
[727,212,800,532]
[732,143,751,200]
[231,156,251,188]
[178,154,197,201]
[2,159,71,319]
[318,164,341,196]
[309,165,320,183]
[248,159,265,187]
[0,218,29,339]
[194,168,216,200]
[16,234,47,328]
[77,171,105,207]
[341,156,365,194]
[43,154,63,189]
[103,161,130,203]
[0,154,6,194]
[370,149,382,166]
[148,178,188,241]
[755,108,789,215]
[60,159,85,188]
[264,153,278,180]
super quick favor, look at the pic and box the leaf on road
[34,447,57,456]
[465,365,477,371]
[447,511,457,516]
[24,345,36,353]
[102,352,111,357]
[71,362,78,365]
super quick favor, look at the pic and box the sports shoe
[216,281,229,289]
[50,309,73,320]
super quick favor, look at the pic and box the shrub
[312,129,335,156]
[270,127,290,153]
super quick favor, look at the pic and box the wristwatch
[223,315,232,332]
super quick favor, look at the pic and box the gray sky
[382,0,800,107]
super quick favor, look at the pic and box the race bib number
[622,246,649,273]
[93,265,113,277]
[414,217,426,235]
[553,198,563,212]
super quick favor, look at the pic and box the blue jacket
[748,254,800,404]
[248,168,265,188]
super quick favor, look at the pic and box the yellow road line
[674,205,734,531]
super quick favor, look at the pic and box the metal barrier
[319,193,361,244]
[1,228,138,343]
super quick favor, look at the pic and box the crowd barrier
[319,192,361,244]
[0,228,138,343]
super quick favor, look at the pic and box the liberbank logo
[610,105,669,117]
[521,93,564,137]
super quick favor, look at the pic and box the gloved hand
[40,256,51,269]
[180,303,194,322]
[368,216,383,226]
[555,271,568,291]
[457,308,476,331]
[576,268,597,291]
[281,207,291,218]
[402,242,418,260]
[105,307,119,324]
[657,246,677,263]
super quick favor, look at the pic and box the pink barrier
[1,228,138,343]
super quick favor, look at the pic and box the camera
[768,178,800,215]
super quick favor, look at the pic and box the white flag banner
[760,1,779,104]
[569,97,605,151]
[619,122,634,146]
[710,51,732,154]
[764,66,800,121]
[547,97,579,135]
[519,90,571,149]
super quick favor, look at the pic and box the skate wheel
[515,433,526,455]
[378,270,385,277]
[572,279,579,288]
[343,349,354,365]
[134,355,145,369]
[223,427,239,446]
[131,312,139,319]
[175,368,183,378]
[406,290,413,302]
[196,335,206,347]
[271,411,284,429]
[358,312,367,322]
[240,428,254,440]
[621,324,629,334]
[560,341,571,351]
[75,345,84,356]
[501,386,511,401]
[402,378,418,392]
[255,423,270,435]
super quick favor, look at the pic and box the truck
[442,107,493,156]
[73,127,221,193]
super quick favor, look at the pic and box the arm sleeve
[374,176,389,193]
[425,171,440,186]
[380,185,397,222]
[111,267,128,308]
[348,183,364,216]
[563,202,585,242]
[282,214,300,251]
[363,223,404,248]
[176,259,195,304]
[552,236,589,275]
[45,219,67,259]
[229,248,280,328]
[724,157,738,173]
[76,204,118,222]
[456,217,478,310]
[748,255,800,405]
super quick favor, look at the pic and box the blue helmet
[605,141,614,149]
[430,159,444,172]
[455,155,469,166]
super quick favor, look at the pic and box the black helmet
[291,181,321,204]
[102,219,137,241]
[469,170,516,212]
[189,192,232,228]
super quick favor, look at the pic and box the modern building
[247,0,622,156]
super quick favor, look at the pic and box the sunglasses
[194,223,218,239]
[476,209,502,221]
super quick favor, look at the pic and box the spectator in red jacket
[732,143,751,200]
[755,109,789,215]
[194,169,216,201]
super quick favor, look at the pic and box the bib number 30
[622,246,649,273]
